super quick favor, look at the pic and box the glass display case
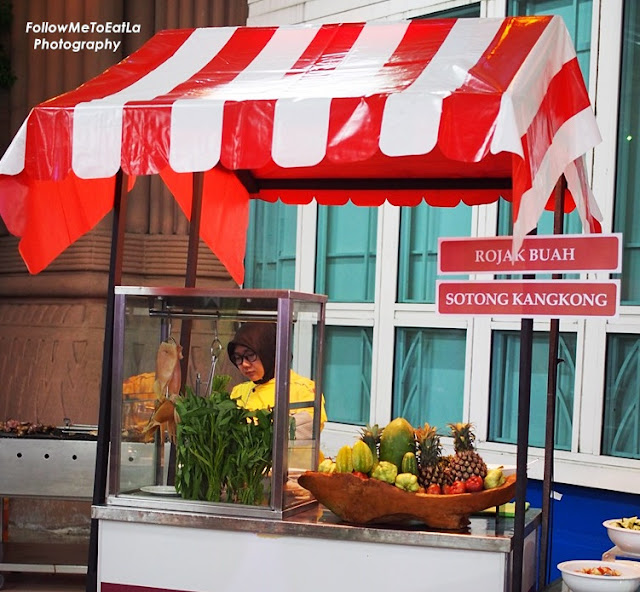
[108,287,327,519]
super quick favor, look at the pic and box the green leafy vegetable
[174,375,273,505]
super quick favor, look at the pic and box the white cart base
[97,517,538,592]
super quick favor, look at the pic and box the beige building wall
[0,0,248,427]
[0,0,248,544]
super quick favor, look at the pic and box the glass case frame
[108,286,327,520]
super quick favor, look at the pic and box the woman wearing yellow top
[227,322,327,439]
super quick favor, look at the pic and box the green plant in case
[174,375,273,505]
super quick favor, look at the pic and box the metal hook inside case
[210,338,223,358]
[204,330,223,396]
[210,318,223,359]
[165,319,172,342]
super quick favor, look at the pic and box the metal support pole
[511,223,537,592]
[86,169,128,592]
[539,176,567,587]
[178,170,204,382]
[512,314,534,592]
[167,171,205,485]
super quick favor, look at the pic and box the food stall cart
[0,16,604,592]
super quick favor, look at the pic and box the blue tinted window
[316,204,377,302]
[398,203,471,303]
[323,326,372,425]
[613,1,640,304]
[393,327,466,431]
[509,0,592,81]
[602,334,640,459]
[489,330,576,449]
[414,3,480,18]
[244,200,296,289]
[502,0,593,241]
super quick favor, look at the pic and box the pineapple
[359,423,382,461]
[416,423,449,488]
[444,422,487,483]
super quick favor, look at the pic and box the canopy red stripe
[0,16,603,283]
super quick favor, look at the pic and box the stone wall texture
[0,0,248,422]
[0,0,248,547]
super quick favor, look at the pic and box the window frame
[242,0,640,494]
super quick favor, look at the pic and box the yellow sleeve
[230,381,255,408]
[233,373,327,429]
[233,380,276,411]
[289,371,327,430]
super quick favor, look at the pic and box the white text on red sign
[438,234,622,274]
[436,280,620,318]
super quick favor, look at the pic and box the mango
[484,468,506,489]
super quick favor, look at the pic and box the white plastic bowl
[604,519,640,556]
[557,560,640,592]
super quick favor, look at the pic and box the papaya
[379,417,415,471]
[352,440,374,474]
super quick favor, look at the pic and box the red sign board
[436,280,620,318]
[438,233,622,275]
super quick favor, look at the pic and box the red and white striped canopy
[0,16,602,283]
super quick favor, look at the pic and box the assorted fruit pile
[318,418,506,495]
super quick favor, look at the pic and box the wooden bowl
[297,471,517,530]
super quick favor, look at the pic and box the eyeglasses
[230,350,258,366]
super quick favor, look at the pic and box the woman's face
[232,345,265,382]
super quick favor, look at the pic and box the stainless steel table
[92,503,542,591]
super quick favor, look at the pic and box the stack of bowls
[556,518,640,591]
[557,560,640,592]
[604,519,640,557]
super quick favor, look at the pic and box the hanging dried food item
[143,338,183,443]
[153,338,183,398]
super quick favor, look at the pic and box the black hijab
[227,322,277,384]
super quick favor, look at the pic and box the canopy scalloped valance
[0,16,602,283]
